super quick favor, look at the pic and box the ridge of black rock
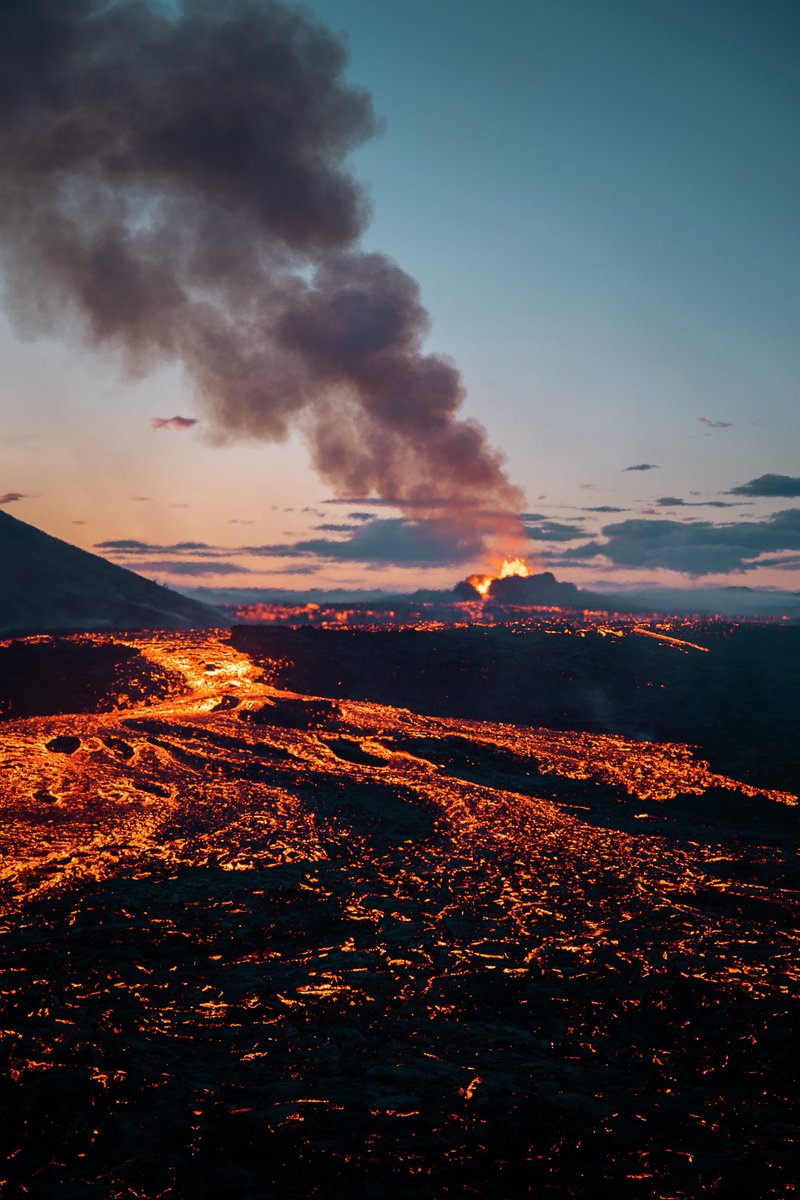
[0,511,223,633]
[451,570,635,612]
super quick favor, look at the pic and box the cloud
[0,492,24,504]
[698,417,732,429]
[150,416,198,431]
[623,463,659,472]
[582,505,628,513]
[294,517,484,566]
[566,509,800,575]
[137,560,252,576]
[97,539,215,554]
[94,519,483,569]
[656,496,746,509]
[730,474,800,498]
[754,553,800,570]
[524,520,585,542]
[97,536,296,561]
[321,496,514,518]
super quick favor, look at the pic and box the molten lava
[498,556,532,580]
[467,556,532,598]
[0,622,796,1199]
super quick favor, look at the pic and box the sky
[1,0,798,596]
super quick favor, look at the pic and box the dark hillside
[0,512,220,633]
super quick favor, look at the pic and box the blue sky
[1,0,798,592]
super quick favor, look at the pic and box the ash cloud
[0,0,522,551]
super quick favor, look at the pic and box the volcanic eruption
[0,0,527,564]
[466,556,534,598]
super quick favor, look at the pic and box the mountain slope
[0,512,222,633]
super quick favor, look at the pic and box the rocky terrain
[0,628,797,1198]
[232,621,800,795]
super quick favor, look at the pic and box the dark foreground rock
[0,637,185,719]
[0,861,796,1200]
[231,623,800,794]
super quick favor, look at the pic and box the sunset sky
[1,0,798,596]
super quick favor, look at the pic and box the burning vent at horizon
[467,557,533,597]
[0,0,525,560]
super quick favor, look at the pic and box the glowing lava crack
[0,630,797,1200]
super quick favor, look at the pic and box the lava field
[0,628,797,1198]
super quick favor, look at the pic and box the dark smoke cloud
[0,0,523,553]
[321,496,513,514]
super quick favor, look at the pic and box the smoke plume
[0,0,523,551]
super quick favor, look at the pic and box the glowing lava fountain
[467,556,533,598]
